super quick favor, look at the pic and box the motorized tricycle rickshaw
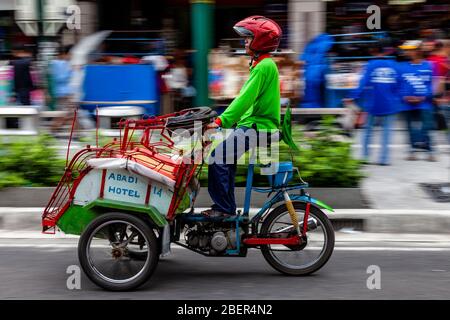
[42,107,335,291]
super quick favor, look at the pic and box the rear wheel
[260,202,334,276]
[78,212,159,291]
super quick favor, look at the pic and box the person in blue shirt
[398,40,436,161]
[50,45,76,134]
[51,49,73,98]
[344,40,401,166]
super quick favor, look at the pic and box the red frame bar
[243,235,302,246]
[303,202,311,236]
[99,169,107,198]
[145,184,151,205]
[43,110,211,231]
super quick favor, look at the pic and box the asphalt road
[1,238,450,300]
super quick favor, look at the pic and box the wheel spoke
[119,224,129,242]
[122,231,138,247]
[86,219,151,284]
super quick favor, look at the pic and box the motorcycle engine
[185,222,242,255]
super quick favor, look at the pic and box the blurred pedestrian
[398,40,436,161]
[50,45,79,135]
[427,40,450,131]
[165,51,186,111]
[9,45,34,105]
[431,40,450,144]
[427,40,449,91]
[343,39,401,166]
[165,50,196,111]
[141,48,171,115]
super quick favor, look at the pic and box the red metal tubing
[43,113,205,229]
[303,202,311,236]
[243,235,303,246]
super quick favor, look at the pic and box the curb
[0,187,370,209]
[1,208,450,234]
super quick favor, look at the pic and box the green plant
[0,172,28,189]
[0,135,66,189]
[288,117,364,187]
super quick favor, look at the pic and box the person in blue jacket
[344,40,401,166]
[398,40,436,161]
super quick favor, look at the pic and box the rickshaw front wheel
[260,202,334,276]
[78,212,159,291]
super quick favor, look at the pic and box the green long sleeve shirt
[218,57,280,131]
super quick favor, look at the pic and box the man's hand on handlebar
[207,122,219,130]
[207,121,220,130]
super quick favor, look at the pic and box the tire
[78,212,159,291]
[260,201,334,276]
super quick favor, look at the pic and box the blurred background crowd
[0,1,448,119]
[0,0,448,194]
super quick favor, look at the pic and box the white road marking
[0,243,449,252]
[332,247,450,252]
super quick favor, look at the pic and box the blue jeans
[404,109,434,153]
[363,114,395,165]
[207,127,272,215]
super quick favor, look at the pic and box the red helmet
[233,15,282,53]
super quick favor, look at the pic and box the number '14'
[153,187,162,197]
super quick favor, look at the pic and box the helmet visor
[233,26,254,37]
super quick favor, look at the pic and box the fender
[84,198,168,227]
[266,190,334,213]
[255,192,333,227]
[57,198,168,236]
[289,194,334,212]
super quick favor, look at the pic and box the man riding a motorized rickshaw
[203,16,282,219]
